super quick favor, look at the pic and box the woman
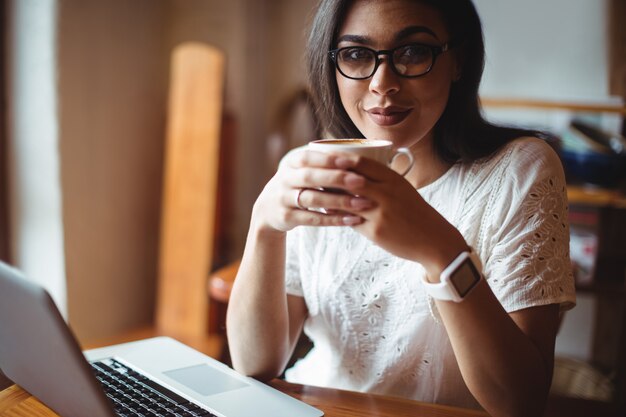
[227,1,576,416]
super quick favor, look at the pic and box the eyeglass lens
[336,44,434,79]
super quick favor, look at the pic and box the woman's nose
[369,59,400,96]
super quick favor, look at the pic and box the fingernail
[335,157,356,169]
[344,173,364,187]
[350,197,372,209]
[342,215,362,225]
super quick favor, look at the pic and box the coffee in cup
[308,138,414,176]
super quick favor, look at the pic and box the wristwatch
[421,249,483,302]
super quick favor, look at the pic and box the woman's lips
[365,106,412,126]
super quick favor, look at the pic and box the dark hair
[305,0,546,163]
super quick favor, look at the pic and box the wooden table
[0,379,489,417]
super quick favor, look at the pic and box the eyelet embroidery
[518,176,572,294]
[488,175,573,300]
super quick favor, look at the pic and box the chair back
[156,42,225,339]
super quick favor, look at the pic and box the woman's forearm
[437,280,558,417]
[226,220,297,380]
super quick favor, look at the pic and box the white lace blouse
[283,137,576,409]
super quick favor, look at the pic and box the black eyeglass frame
[328,42,455,80]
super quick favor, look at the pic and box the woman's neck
[395,135,453,189]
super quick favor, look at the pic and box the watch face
[450,259,481,297]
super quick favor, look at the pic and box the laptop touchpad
[164,363,248,396]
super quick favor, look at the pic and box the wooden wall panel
[59,0,169,342]
[609,0,626,100]
[0,0,15,391]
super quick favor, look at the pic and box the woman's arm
[226,222,308,380]
[436,277,559,417]
[227,149,373,379]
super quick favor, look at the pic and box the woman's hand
[334,155,467,275]
[252,149,376,233]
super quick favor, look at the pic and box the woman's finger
[285,149,348,169]
[288,207,364,227]
[334,154,404,182]
[285,167,366,191]
[291,188,375,213]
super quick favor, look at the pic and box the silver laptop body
[0,261,323,417]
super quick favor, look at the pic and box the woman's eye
[397,45,430,62]
[340,48,372,62]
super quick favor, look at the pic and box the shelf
[567,186,626,296]
[567,186,626,208]
[480,97,626,115]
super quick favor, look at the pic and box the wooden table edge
[1,380,490,417]
[268,379,490,417]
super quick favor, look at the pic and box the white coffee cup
[308,138,414,176]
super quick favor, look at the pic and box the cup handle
[389,147,414,177]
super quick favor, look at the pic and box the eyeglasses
[328,42,453,80]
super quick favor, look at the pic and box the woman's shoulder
[478,136,567,211]
[497,136,562,172]
[458,136,565,207]
[471,136,563,182]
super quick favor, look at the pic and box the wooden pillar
[609,0,626,100]
[156,43,225,339]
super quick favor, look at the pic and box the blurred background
[1,0,625,412]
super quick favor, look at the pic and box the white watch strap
[421,249,482,302]
[422,272,458,301]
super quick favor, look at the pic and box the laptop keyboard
[91,359,217,417]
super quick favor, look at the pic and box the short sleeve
[481,139,576,313]
[285,227,304,296]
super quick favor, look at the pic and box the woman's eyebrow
[336,26,439,46]
[396,25,439,41]
[336,34,372,45]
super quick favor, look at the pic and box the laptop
[0,261,323,417]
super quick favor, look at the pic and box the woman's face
[335,0,458,150]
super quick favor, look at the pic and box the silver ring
[295,188,307,210]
